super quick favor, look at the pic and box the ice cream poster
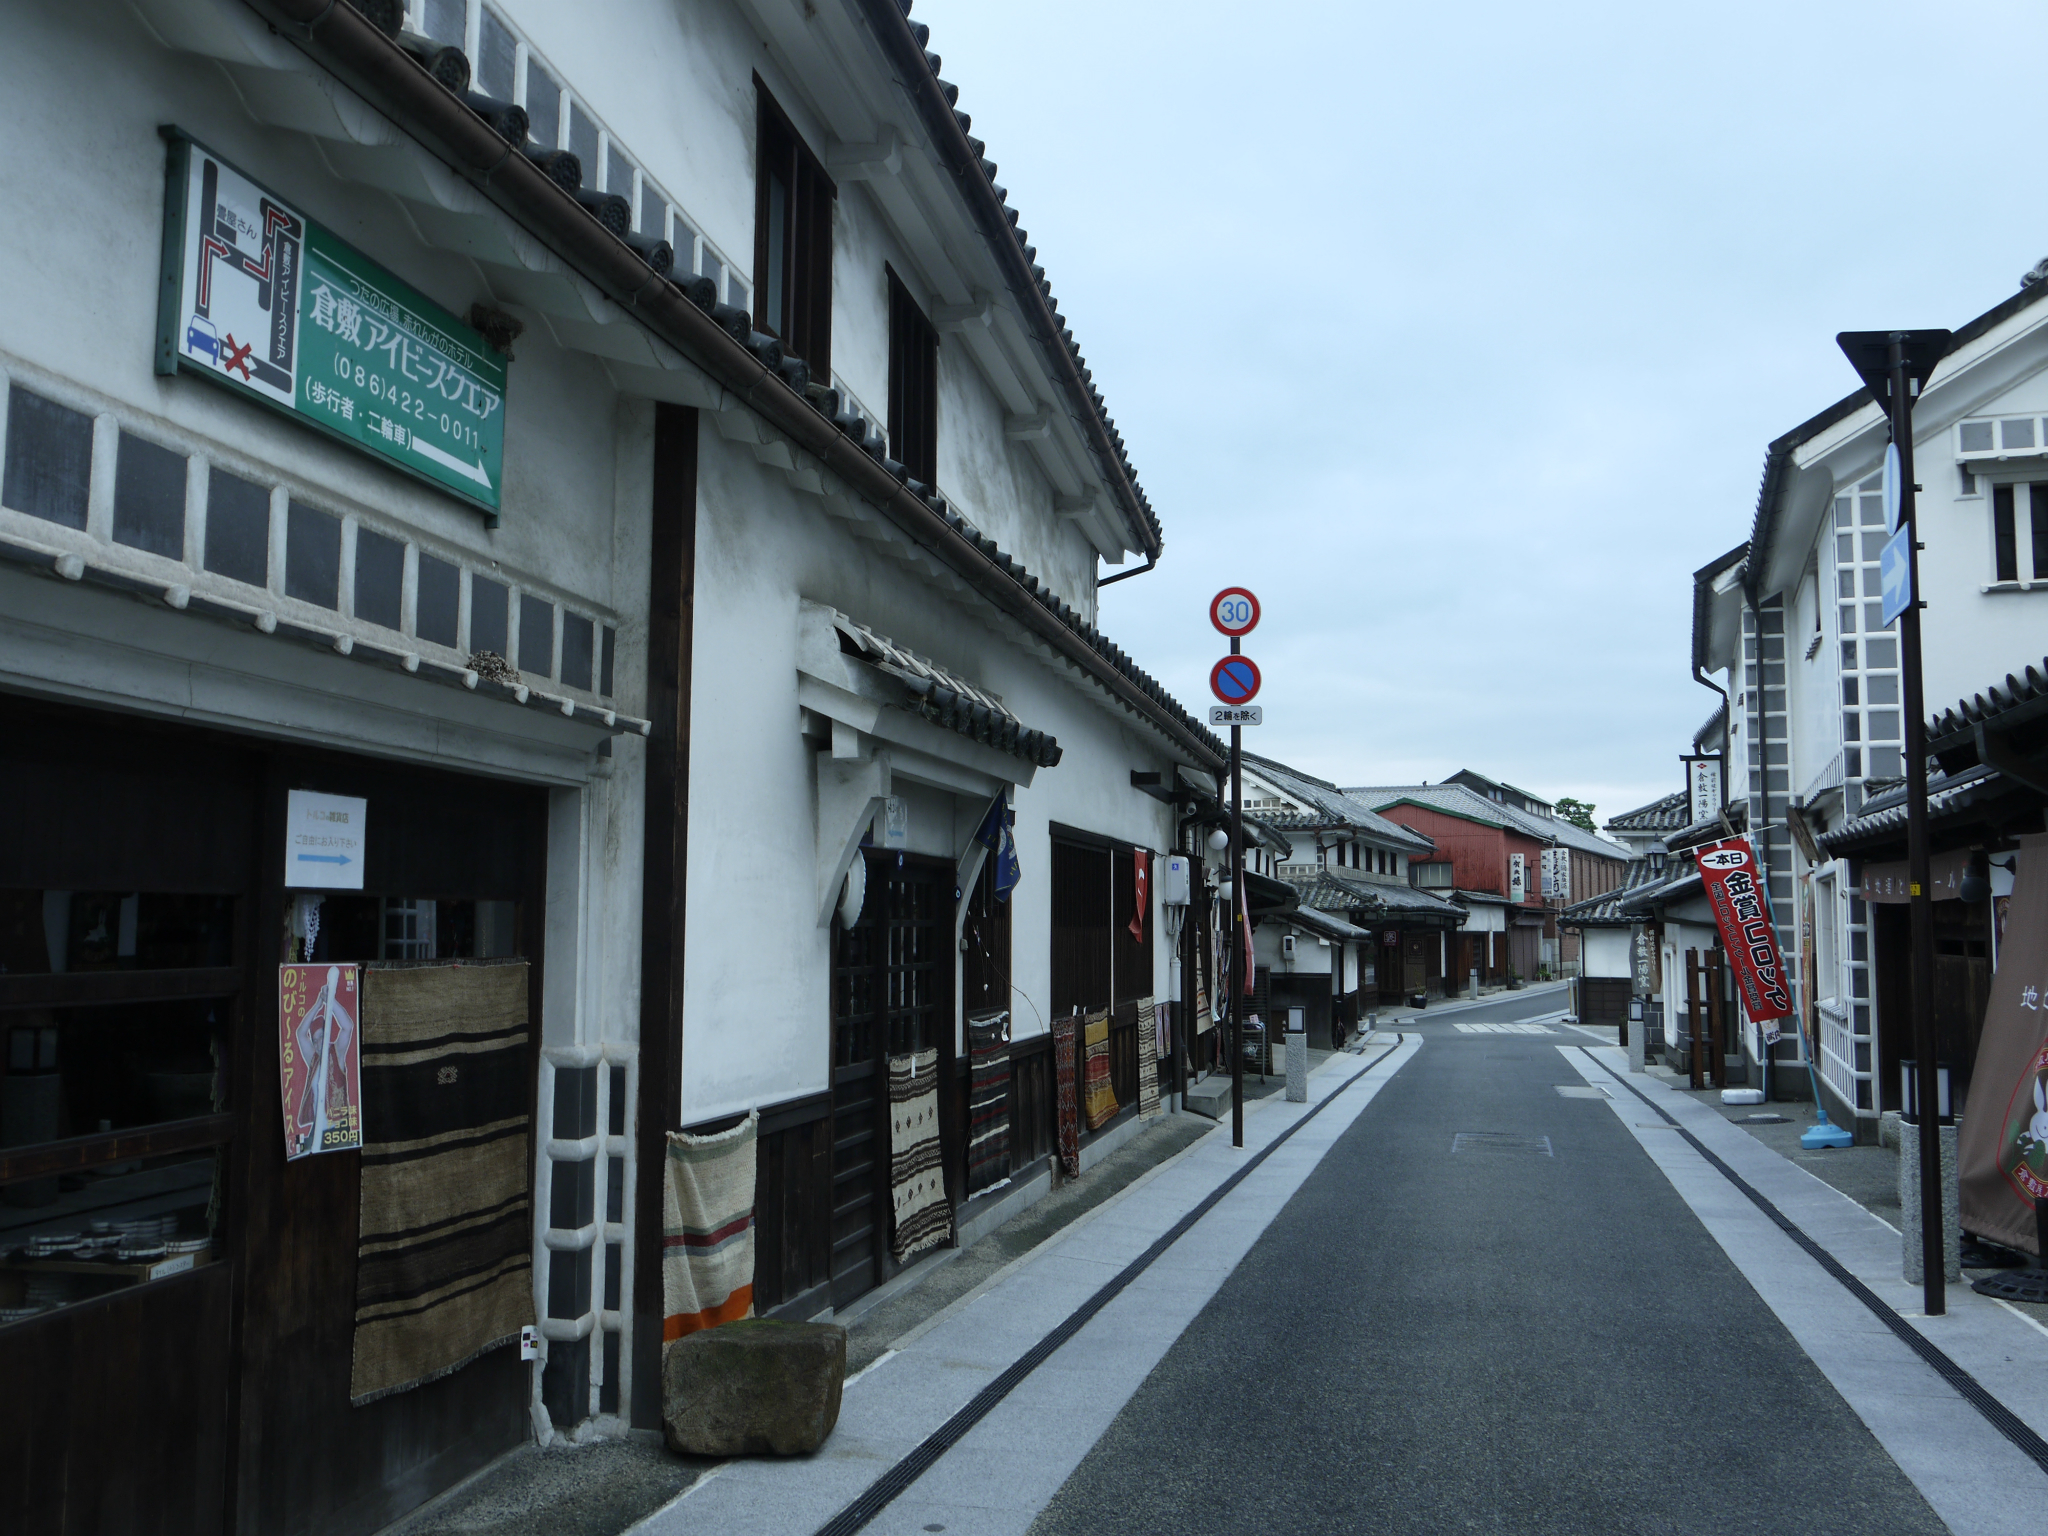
[278,963,362,1160]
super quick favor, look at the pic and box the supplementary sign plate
[1210,655,1261,705]
[1210,705,1262,726]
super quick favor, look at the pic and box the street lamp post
[1838,327,1953,1316]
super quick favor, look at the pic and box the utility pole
[1838,328,1952,1315]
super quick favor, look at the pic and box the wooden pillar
[632,403,698,1428]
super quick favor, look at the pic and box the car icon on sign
[186,314,219,362]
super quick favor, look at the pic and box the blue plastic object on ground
[1800,1058,1855,1148]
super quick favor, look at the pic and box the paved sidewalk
[631,1038,1416,1536]
[379,1109,1215,1536]
[1566,1044,2048,1536]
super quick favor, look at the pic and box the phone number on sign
[327,357,487,448]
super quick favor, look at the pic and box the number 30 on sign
[1210,587,1260,636]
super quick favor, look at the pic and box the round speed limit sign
[1210,587,1260,637]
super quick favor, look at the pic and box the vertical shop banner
[1960,834,2048,1255]
[158,131,506,519]
[1694,837,1793,1022]
[279,963,362,1159]
[1130,847,1149,942]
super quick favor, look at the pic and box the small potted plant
[1506,968,1523,991]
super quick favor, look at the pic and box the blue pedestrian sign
[1879,524,1913,628]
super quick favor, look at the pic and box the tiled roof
[1241,754,1436,854]
[1562,858,1660,926]
[1818,763,2005,852]
[1278,869,1465,923]
[301,2,1213,768]
[1606,791,1689,835]
[884,1,1161,559]
[1281,905,1373,944]
[1694,702,1728,752]
[1347,783,1629,861]
[829,610,1060,765]
[1660,799,1747,853]
[1927,656,2048,750]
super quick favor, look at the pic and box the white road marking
[1453,1021,1555,1035]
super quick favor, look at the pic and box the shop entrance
[0,693,549,1536]
[827,851,953,1310]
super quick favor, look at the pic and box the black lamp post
[1837,327,1953,1315]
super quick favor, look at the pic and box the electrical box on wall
[1281,933,1296,959]
[1159,854,1191,906]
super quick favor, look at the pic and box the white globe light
[1217,879,1234,903]
[1207,828,1229,852]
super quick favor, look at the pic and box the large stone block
[662,1319,847,1457]
[1899,1119,1960,1285]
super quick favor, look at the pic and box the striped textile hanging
[1082,1008,1118,1131]
[661,1110,758,1340]
[350,961,534,1406]
[889,1049,951,1259]
[1136,997,1161,1118]
[966,1011,1011,1196]
[1054,1015,1080,1177]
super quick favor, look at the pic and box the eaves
[228,0,1222,770]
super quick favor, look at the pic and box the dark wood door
[828,851,952,1309]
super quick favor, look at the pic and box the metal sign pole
[1230,630,1246,1151]
[1890,335,1945,1315]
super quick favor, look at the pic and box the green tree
[1554,796,1597,833]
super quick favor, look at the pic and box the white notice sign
[285,790,367,889]
[1209,705,1263,726]
[1686,756,1723,825]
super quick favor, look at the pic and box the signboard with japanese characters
[1540,847,1571,904]
[1694,837,1793,1023]
[1684,755,1723,825]
[1509,853,1526,903]
[278,963,361,1160]
[284,789,367,890]
[157,130,507,520]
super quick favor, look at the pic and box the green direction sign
[157,130,507,521]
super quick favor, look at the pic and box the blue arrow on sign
[296,853,352,866]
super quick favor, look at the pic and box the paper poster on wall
[285,788,367,889]
[279,963,362,1159]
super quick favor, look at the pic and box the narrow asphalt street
[1031,990,1945,1535]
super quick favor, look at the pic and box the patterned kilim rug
[351,961,534,1406]
[1054,1016,1079,1177]
[966,1011,1011,1196]
[1136,997,1161,1119]
[890,1049,951,1259]
[1082,1008,1117,1131]
[662,1110,757,1340]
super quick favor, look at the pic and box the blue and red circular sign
[1210,587,1261,636]
[1210,654,1261,705]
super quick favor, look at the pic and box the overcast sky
[911,0,2046,823]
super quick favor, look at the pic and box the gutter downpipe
[1098,552,1158,587]
[249,0,1217,769]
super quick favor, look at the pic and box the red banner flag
[1695,837,1793,1022]
[1130,849,1149,942]
[1240,884,1255,996]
